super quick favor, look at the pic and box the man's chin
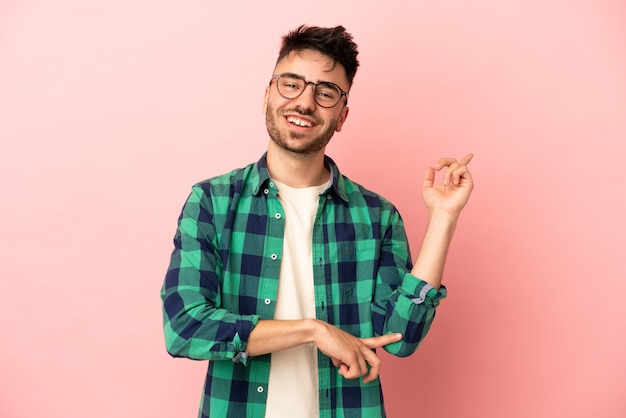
[283,145,319,155]
[273,140,322,156]
[268,128,332,156]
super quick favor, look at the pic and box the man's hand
[313,320,402,384]
[422,153,474,217]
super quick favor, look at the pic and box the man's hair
[276,25,360,87]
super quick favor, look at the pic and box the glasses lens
[276,74,305,99]
[314,83,342,107]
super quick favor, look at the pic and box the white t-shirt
[265,178,330,418]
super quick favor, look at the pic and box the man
[161,25,473,418]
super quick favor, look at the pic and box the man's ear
[335,106,349,132]
[262,86,270,114]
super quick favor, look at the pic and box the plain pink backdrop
[1,1,625,417]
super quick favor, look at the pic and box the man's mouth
[286,116,314,128]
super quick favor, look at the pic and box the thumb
[422,166,435,191]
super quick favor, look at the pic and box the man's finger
[361,333,402,349]
[459,153,474,166]
[340,355,367,380]
[434,157,456,170]
[435,153,473,170]
[361,348,382,384]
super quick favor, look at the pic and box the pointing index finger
[361,333,403,349]
[460,153,474,166]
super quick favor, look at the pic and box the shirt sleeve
[371,208,447,358]
[160,184,260,365]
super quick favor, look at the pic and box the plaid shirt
[161,154,447,418]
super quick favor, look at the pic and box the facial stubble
[265,103,339,156]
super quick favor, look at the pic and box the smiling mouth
[287,116,314,128]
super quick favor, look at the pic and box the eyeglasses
[270,73,348,108]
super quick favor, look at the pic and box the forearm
[248,318,402,383]
[410,209,459,289]
[246,318,319,357]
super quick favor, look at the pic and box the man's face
[263,49,350,156]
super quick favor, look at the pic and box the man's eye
[280,77,303,90]
[316,86,339,100]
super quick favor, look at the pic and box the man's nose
[293,82,317,110]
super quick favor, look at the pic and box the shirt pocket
[337,239,378,304]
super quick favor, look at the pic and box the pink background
[1,1,625,417]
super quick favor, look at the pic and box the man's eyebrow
[282,72,340,86]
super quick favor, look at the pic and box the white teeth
[287,116,313,127]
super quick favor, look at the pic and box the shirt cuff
[401,273,447,308]
[231,315,260,365]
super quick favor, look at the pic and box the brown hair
[276,25,360,87]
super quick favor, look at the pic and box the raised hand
[422,153,474,217]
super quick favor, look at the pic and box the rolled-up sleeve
[161,185,260,365]
[371,209,448,358]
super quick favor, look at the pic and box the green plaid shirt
[161,154,447,418]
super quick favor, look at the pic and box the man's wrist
[428,208,460,229]
[307,318,327,347]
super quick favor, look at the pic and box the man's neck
[266,145,330,188]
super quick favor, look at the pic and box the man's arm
[369,154,474,358]
[411,154,474,288]
[282,153,473,377]
[161,184,261,364]
[246,319,402,384]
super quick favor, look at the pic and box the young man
[161,25,474,418]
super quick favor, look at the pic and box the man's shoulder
[339,174,396,211]
[184,160,263,218]
[191,159,263,196]
[195,162,256,186]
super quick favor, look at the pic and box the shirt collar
[252,153,349,202]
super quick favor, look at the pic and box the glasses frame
[270,73,348,108]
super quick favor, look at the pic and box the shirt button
[263,188,269,195]
[257,386,264,393]
[264,298,271,305]
[270,254,278,260]
[275,213,282,219]
[327,194,332,200]
[269,181,274,188]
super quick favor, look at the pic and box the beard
[265,103,338,156]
